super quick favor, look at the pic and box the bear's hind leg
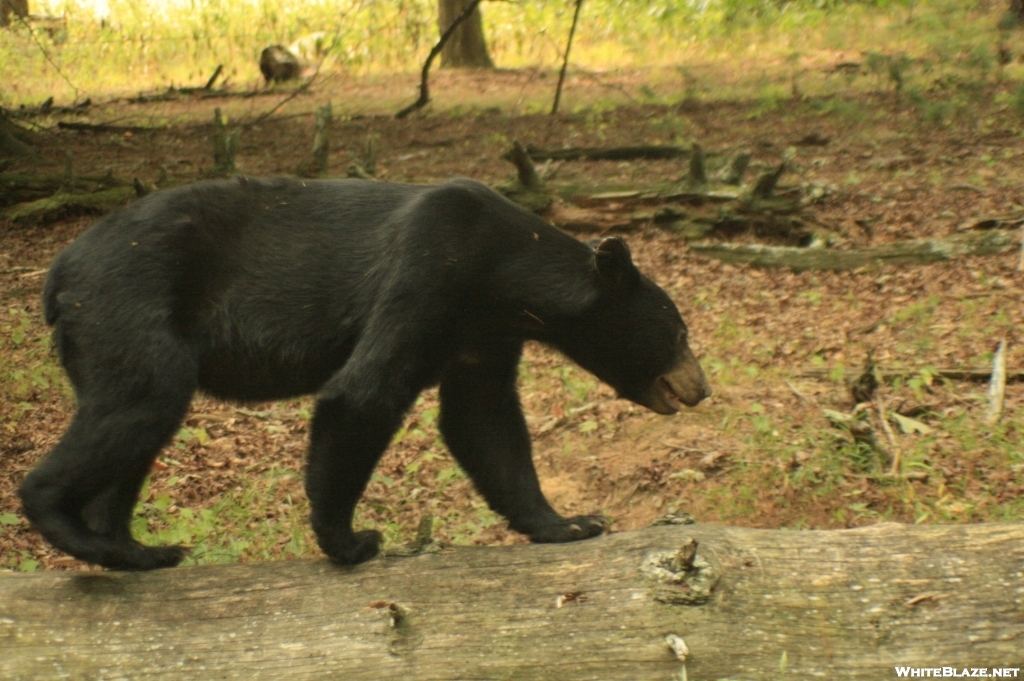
[439,343,608,544]
[19,379,194,571]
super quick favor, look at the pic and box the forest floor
[1,66,1022,571]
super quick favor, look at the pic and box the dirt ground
[2,68,1022,571]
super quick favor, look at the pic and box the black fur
[19,176,706,570]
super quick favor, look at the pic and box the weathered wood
[498,142,553,212]
[692,229,1018,270]
[1,523,1021,680]
[504,140,543,190]
[300,102,332,178]
[987,339,1008,426]
[209,108,241,177]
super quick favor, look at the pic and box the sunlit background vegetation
[2,0,1018,107]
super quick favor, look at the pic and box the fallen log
[1,522,1021,679]
[1,186,136,223]
[800,365,1024,383]
[525,144,693,161]
[0,171,130,208]
[57,121,163,134]
[691,229,1018,271]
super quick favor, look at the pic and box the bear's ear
[594,237,639,287]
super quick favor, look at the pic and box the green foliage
[130,470,316,565]
[558,365,596,405]
[1012,85,1024,117]
[0,308,69,416]
[0,0,1008,108]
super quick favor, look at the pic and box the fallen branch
[6,98,91,119]
[691,229,1017,270]
[524,144,691,162]
[1,523,1021,679]
[57,122,163,134]
[800,365,1024,382]
[959,210,1024,231]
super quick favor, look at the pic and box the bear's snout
[639,346,712,415]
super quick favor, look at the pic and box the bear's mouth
[639,369,711,415]
[635,377,685,415]
[656,377,685,414]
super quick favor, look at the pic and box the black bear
[19,177,711,571]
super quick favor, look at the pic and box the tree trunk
[2,522,1021,679]
[437,0,493,68]
[1012,0,1024,24]
[0,0,28,27]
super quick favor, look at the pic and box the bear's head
[563,237,712,415]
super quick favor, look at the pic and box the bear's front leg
[306,361,423,566]
[438,343,609,545]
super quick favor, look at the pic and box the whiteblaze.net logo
[895,669,1021,678]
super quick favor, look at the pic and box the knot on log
[641,537,719,605]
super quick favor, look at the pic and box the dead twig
[205,64,224,90]
[986,339,1008,427]
[250,61,322,126]
[551,0,584,115]
[14,14,80,100]
[395,0,485,119]
[785,380,816,404]
[875,393,901,476]
[1019,223,1024,271]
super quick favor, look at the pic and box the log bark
[2,522,1022,680]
